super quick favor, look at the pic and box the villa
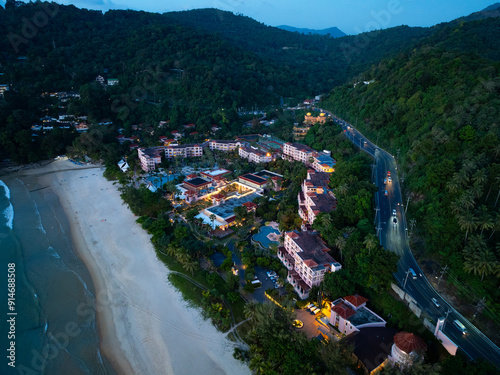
[329,295,386,336]
[282,142,336,173]
[277,230,341,299]
[238,173,268,190]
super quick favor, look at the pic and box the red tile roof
[242,202,257,209]
[344,294,368,308]
[212,193,225,200]
[393,332,427,354]
[332,303,356,320]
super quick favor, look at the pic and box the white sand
[36,160,250,375]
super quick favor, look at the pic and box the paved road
[317,108,500,367]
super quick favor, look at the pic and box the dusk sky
[3,0,497,34]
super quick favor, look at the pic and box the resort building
[304,112,328,125]
[208,140,241,152]
[165,144,203,159]
[138,147,164,172]
[283,142,316,164]
[277,230,341,299]
[182,177,212,193]
[239,144,274,163]
[238,173,268,190]
[282,142,336,173]
[329,295,386,336]
[298,170,336,225]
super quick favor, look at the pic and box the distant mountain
[459,2,500,21]
[482,2,500,11]
[276,25,346,38]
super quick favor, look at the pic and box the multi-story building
[208,140,241,152]
[239,145,274,163]
[283,142,336,173]
[312,152,336,173]
[277,230,341,299]
[165,144,203,159]
[138,147,164,172]
[283,142,316,164]
[298,170,336,224]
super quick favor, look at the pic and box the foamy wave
[33,201,46,234]
[0,180,11,199]
[3,203,14,229]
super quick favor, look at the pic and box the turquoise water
[252,226,280,248]
[0,177,115,374]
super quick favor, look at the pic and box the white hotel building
[278,230,341,299]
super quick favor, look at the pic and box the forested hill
[162,8,431,91]
[321,14,500,313]
[275,25,346,38]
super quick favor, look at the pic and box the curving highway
[316,108,500,367]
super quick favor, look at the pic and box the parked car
[431,298,440,308]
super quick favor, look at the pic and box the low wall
[436,330,458,356]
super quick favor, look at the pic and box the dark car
[393,217,397,226]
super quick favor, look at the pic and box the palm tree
[209,214,216,230]
[183,259,198,276]
[243,301,258,321]
[488,212,500,240]
[457,212,478,241]
[476,205,493,235]
[335,236,347,262]
[464,248,498,281]
[363,233,378,254]
[335,184,349,196]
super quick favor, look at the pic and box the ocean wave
[0,180,11,199]
[33,200,47,234]
[3,203,14,229]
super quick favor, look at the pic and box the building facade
[277,230,341,299]
[165,144,203,159]
[138,147,164,172]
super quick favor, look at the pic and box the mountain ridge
[276,25,346,38]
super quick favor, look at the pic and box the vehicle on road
[388,176,392,182]
[453,320,467,335]
[392,209,396,216]
[384,178,387,184]
[393,217,398,227]
[409,268,417,279]
[363,141,367,146]
[384,190,388,196]
[387,171,391,176]
[431,298,440,308]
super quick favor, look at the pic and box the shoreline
[26,159,249,375]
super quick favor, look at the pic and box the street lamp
[403,269,411,290]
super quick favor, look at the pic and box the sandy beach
[19,160,250,375]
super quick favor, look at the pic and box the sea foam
[0,180,14,229]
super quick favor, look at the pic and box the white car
[431,298,440,308]
[392,209,396,216]
[388,176,392,182]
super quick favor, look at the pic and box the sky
[3,0,497,35]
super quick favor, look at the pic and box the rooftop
[184,177,212,188]
[206,193,260,220]
[239,173,267,185]
[393,332,427,354]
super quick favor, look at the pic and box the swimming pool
[253,225,280,248]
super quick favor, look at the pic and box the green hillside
[322,14,500,329]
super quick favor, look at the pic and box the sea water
[0,178,116,374]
